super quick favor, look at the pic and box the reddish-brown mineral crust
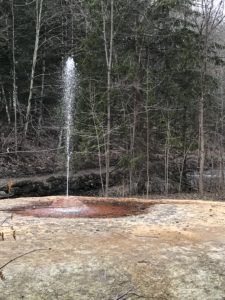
[7,196,153,218]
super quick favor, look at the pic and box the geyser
[63,57,76,197]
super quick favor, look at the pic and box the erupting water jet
[63,57,76,197]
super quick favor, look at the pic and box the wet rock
[0,169,123,198]
[0,191,7,199]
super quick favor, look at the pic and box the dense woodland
[1,0,225,196]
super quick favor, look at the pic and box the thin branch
[115,288,144,300]
[0,147,65,156]
[0,248,51,272]
[0,216,13,226]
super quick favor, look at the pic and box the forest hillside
[1,0,225,197]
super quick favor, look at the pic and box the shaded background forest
[1,0,225,197]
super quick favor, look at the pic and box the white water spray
[63,57,76,197]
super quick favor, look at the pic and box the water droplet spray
[63,57,76,197]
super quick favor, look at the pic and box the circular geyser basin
[9,197,152,219]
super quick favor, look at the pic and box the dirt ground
[0,196,225,300]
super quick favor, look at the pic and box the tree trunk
[165,118,170,195]
[219,72,224,192]
[1,85,11,125]
[199,96,205,195]
[198,0,209,195]
[101,0,114,196]
[129,95,137,195]
[11,0,17,152]
[90,82,105,195]
[145,67,150,197]
[178,104,187,193]
[146,105,150,197]
[23,0,44,143]
[37,53,45,145]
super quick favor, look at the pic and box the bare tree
[37,52,45,145]
[145,72,150,197]
[101,0,114,196]
[164,116,170,195]
[89,82,105,195]
[196,0,224,194]
[11,0,18,152]
[23,0,44,143]
[1,84,11,125]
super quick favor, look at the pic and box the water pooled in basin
[9,197,152,219]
